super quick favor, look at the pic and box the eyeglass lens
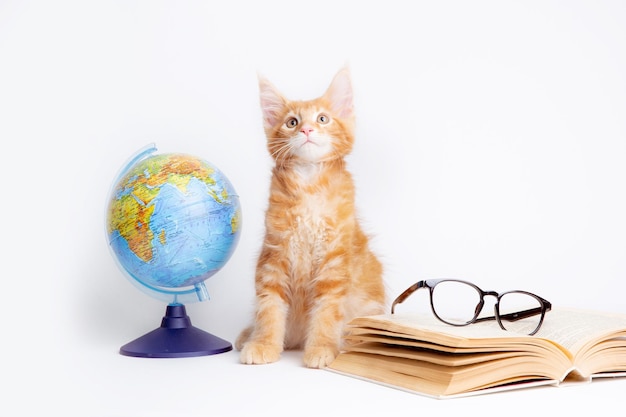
[431,280,483,325]
[497,291,544,334]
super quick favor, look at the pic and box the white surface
[36,347,626,416]
[2,1,625,416]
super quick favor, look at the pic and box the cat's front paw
[234,326,253,351]
[240,342,282,365]
[303,346,339,369]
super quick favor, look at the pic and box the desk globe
[106,145,241,357]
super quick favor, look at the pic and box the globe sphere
[106,146,241,304]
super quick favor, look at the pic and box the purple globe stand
[119,304,232,358]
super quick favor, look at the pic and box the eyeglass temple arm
[474,305,550,324]
[391,281,426,314]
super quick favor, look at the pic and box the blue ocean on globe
[106,146,242,304]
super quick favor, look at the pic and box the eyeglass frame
[390,279,552,335]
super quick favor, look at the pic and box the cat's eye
[286,117,298,128]
[317,114,330,124]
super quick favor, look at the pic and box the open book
[327,307,626,398]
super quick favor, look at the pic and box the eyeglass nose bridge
[473,290,499,320]
[481,290,516,331]
[483,290,499,298]
[473,299,485,318]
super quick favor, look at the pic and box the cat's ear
[324,67,354,119]
[258,75,286,129]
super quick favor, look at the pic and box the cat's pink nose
[301,127,314,137]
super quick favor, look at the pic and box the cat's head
[258,67,355,166]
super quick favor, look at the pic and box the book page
[349,313,530,342]
[530,308,626,357]
[348,341,523,366]
[328,350,563,397]
[348,312,563,351]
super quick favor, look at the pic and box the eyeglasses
[391,279,552,335]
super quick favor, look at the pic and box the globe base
[119,304,232,358]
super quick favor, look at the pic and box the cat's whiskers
[270,135,348,168]
[269,137,296,168]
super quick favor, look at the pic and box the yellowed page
[349,342,571,368]
[328,351,561,397]
[349,312,551,347]
[328,352,450,397]
[531,308,626,358]
[347,341,522,366]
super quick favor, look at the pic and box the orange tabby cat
[235,67,386,368]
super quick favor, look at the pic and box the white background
[1,1,625,416]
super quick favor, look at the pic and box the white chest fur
[289,193,331,260]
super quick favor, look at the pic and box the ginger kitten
[235,67,386,368]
